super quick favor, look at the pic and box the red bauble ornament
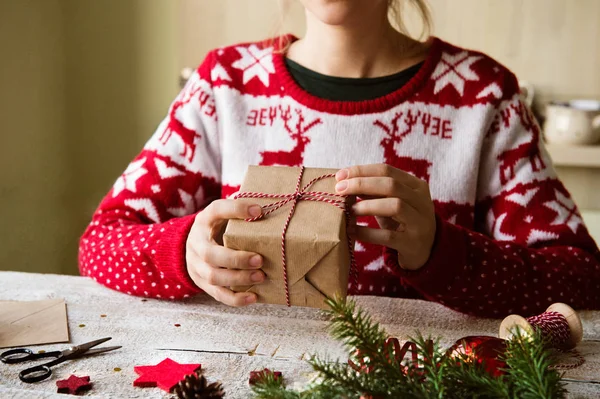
[56,375,92,395]
[448,336,507,377]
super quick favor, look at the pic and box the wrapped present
[223,166,356,308]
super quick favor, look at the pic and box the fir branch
[299,384,355,399]
[443,350,511,399]
[251,373,300,399]
[323,296,388,357]
[252,298,569,399]
[309,354,409,398]
[324,296,408,386]
[251,370,353,399]
[408,334,447,399]
[308,355,365,395]
[503,328,567,399]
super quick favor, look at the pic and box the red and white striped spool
[499,303,585,369]
[498,303,583,350]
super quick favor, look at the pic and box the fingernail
[248,205,262,217]
[245,295,256,304]
[251,271,264,282]
[335,169,349,181]
[335,181,348,193]
[250,255,262,267]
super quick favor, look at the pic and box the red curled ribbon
[348,337,434,377]
[235,166,357,307]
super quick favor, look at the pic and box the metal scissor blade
[82,346,122,356]
[75,337,112,352]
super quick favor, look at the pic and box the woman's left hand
[335,164,436,271]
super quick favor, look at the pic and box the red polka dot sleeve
[385,92,600,318]
[78,53,221,299]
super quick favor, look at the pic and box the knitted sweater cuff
[153,214,202,294]
[383,215,467,294]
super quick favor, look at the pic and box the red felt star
[133,358,201,392]
[249,368,283,385]
[56,375,92,395]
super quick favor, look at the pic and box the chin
[300,0,387,26]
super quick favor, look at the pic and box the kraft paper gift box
[223,166,355,309]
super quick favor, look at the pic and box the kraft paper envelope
[224,166,353,309]
[0,299,69,349]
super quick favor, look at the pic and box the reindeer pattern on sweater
[79,36,600,317]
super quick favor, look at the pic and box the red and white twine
[235,167,357,307]
[526,311,585,370]
[526,311,571,350]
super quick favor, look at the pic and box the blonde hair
[389,0,432,39]
[275,0,432,46]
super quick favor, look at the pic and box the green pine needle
[252,297,568,399]
[323,296,388,357]
[503,328,567,399]
[250,373,299,399]
[443,349,511,399]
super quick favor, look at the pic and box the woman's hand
[186,200,265,306]
[335,164,436,271]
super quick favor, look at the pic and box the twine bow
[235,166,357,307]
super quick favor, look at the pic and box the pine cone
[173,372,225,399]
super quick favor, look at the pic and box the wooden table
[1,271,599,398]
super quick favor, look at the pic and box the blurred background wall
[1,0,599,275]
[0,0,178,274]
[1,0,68,274]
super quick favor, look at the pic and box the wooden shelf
[545,143,600,168]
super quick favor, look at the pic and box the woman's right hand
[186,199,265,307]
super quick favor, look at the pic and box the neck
[287,9,427,78]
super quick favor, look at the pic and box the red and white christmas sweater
[79,36,600,318]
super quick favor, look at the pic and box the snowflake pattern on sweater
[79,36,600,317]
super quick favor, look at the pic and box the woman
[79,0,600,317]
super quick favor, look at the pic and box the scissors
[0,337,121,383]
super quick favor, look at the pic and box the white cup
[544,100,600,145]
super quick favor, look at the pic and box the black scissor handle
[19,364,53,383]
[0,349,59,364]
[1,349,36,364]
